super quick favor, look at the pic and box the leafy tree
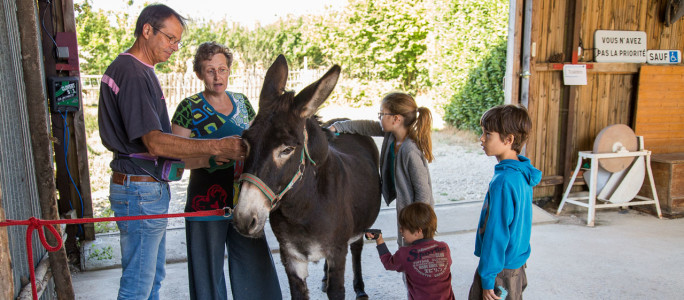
[434,0,508,91]
[444,38,507,132]
[338,0,431,92]
[74,0,134,74]
[158,19,232,73]
[437,0,509,130]
[228,23,284,69]
[223,17,328,71]
[74,0,510,131]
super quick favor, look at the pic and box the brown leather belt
[111,171,158,185]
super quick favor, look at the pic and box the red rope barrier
[0,208,231,300]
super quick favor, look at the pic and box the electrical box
[48,76,80,113]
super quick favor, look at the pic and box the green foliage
[231,18,326,70]
[226,24,280,69]
[93,207,117,233]
[157,19,234,73]
[75,0,508,129]
[75,0,134,74]
[88,245,114,261]
[155,17,328,72]
[438,0,509,131]
[444,38,507,132]
[327,77,398,107]
[335,0,431,93]
[434,0,509,90]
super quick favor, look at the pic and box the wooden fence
[81,68,325,111]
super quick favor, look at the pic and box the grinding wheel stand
[556,124,663,226]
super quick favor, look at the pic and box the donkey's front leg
[350,237,369,299]
[325,248,348,300]
[282,253,310,300]
[321,260,329,292]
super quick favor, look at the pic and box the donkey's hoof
[355,291,369,299]
[321,280,328,292]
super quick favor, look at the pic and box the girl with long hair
[330,92,434,247]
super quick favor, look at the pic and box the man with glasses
[98,4,246,299]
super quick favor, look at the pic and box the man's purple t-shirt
[378,239,455,300]
[98,53,171,175]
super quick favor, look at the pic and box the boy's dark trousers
[468,264,527,300]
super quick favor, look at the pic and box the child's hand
[482,288,501,300]
[375,233,384,245]
[364,232,384,244]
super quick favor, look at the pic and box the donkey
[233,54,382,300]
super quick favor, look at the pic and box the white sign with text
[563,64,587,86]
[647,50,681,64]
[594,30,647,63]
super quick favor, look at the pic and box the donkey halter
[238,126,316,208]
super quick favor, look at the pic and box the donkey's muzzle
[233,183,272,237]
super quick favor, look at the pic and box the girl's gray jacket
[331,120,434,210]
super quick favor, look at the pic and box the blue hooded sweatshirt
[474,155,542,290]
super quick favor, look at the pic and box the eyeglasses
[204,68,230,77]
[378,112,397,120]
[150,25,182,47]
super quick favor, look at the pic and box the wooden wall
[634,65,684,154]
[526,0,684,199]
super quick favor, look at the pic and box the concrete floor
[71,203,684,299]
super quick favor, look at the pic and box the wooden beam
[539,175,586,187]
[534,62,641,74]
[29,0,76,298]
[511,0,524,104]
[61,0,76,32]
[560,0,585,200]
[0,186,13,300]
[60,0,94,241]
[539,175,564,186]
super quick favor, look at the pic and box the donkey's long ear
[294,65,341,119]
[260,54,289,109]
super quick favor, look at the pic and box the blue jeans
[186,219,282,300]
[109,177,170,300]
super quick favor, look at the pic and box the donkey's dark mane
[313,115,346,142]
[261,90,296,113]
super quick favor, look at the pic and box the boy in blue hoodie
[468,104,542,300]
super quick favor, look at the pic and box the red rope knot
[26,217,62,252]
[27,216,40,228]
[24,217,62,300]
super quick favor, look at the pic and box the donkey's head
[233,54,340,237]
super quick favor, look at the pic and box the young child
[330,92,434,246]
[468,104,542,300]
[368,202,454,300]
